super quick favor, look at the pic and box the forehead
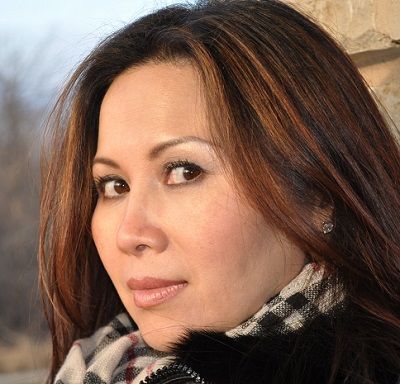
[98,61,209,149]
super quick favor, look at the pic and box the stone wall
[285,0,400,130]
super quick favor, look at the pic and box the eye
[165,160,204,185]
[94,175,130,199]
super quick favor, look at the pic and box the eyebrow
[148,135,212,159]
[92,135,213,168]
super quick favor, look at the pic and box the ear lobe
[312,198,334,235]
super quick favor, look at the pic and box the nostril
[135,244,148,252]
[116,224,169,255]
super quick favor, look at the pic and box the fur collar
[172,307,398,384]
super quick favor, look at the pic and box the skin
[91,61,306,351]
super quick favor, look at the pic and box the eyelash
[163,159,205,185]
[93,174,119,192]
[93,159,205,198]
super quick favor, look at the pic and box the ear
[312,197,334,235]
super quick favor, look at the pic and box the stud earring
[322,221,334,234]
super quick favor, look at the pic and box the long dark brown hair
[39,0,400,382]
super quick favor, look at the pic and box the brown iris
[113,180,129,194]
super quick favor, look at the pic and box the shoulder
[171,308,399,384]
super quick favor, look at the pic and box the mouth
[127,277,188,308]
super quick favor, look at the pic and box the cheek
[91,205,119,276]
[179,192,238,244]
[91,206,106,252]
[181,189,288,300]
[181,190,267,273]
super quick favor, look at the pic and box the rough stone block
[283,0,400,130]
[354,49,400,131]
[285,0,399,53]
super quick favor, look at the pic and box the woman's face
[92,61,305,351]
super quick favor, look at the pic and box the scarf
[54,262,344,384]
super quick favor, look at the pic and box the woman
[39,0,400,383]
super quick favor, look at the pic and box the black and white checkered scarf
[54,262,344,384]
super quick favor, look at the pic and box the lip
[127,277,187,308]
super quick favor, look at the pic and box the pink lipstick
[127,277,187,308]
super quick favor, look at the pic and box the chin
[139,323,188,352]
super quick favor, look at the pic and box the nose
[116,192,168,257]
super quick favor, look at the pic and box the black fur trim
[171,311,398,384]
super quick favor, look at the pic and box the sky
[0,0,191,97]
[0,0,188,39]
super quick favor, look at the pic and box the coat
[139,305,399,384]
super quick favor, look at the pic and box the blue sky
[0,0,191,95]
[1,1,187,36]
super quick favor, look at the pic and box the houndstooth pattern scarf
[54,262,344,384]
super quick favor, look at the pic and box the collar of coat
[171,304,398,384]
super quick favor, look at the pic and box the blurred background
[0,0,399,383]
